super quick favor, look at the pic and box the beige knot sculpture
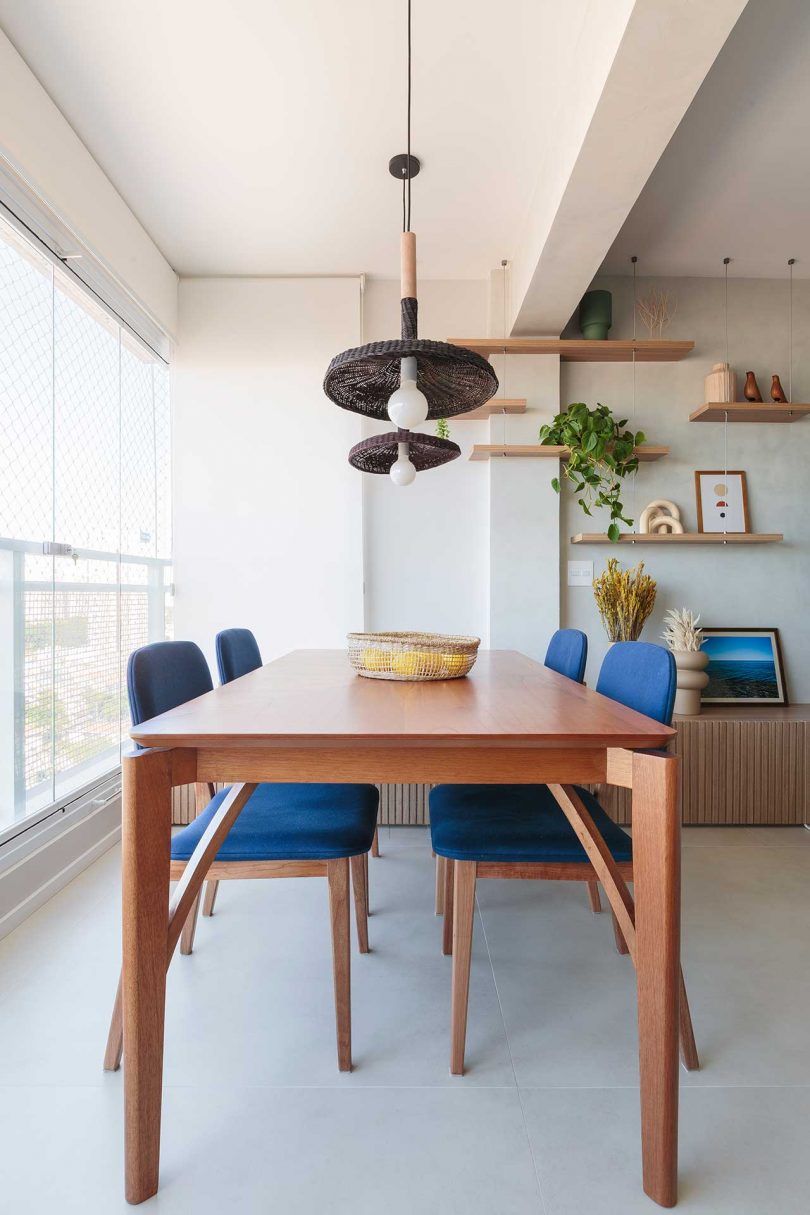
[639,499,684,535]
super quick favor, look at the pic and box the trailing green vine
[539,402,644,542]
[435,417,450,440]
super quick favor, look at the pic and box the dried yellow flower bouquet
[592,558,657,642]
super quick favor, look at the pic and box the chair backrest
[596,641,677,725]
[216,627,263,685]
[544,629,588,683]
[127,640,213,728]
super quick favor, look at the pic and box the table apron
[192,744,609,786]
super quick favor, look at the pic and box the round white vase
[672,650,709,716]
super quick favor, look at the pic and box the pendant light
[323,0,499,485]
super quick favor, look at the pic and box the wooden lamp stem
[401,231,416,299]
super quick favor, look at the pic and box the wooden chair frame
[104,779,369,1074]
[193,795,379,936]
[439,770,699,1078]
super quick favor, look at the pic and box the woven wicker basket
[347,632,480,681]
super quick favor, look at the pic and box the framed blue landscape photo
[701,628,787,705]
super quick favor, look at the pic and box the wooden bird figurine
[744,371,763,402]
[771,374,788,403]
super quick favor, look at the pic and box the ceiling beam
[509,0,750,337]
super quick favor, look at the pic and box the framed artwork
[694,470,750,533]
[701,628,787,705]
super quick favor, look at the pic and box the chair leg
[435,854,446,916]
[327,858,352,1072]
[371,827,380,858]
[611,910,630,955]
[442,858,454,956]
[586,880,602,913]
[450,861,477,1075]
[103,971,124,1071]
[363,851,370,912]
[180,891,202,955]
[202,880,219,916]
[679,967,700,1071]
[350,854,370,954]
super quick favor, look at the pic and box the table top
[130,649,675,752]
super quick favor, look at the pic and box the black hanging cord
[406,0,412,232]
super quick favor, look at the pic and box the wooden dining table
[121,647,682,1207]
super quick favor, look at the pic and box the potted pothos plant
[539,402,644,542]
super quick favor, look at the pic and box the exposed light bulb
[390,440,416,487]
[387,356,428,429]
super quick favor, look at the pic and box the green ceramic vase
[579,289,612,341]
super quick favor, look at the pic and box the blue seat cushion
[430,784,631,865]
[172,783,379,862]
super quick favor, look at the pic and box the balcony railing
[0,535,172,839]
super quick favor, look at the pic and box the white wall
[0,29,177,335]
[172,270,810,707]
[489,350,561,663]
[361,275,562,659]
[361,279,492,639]
[560,273,810,700]
[172,277,364,671]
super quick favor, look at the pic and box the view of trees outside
[0,217,171,830]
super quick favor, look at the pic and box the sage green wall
[560,273,810,701]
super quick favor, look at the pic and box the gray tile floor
[1,825,809,1213]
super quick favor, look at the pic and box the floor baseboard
[0,797,121,941]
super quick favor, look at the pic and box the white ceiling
[603,0,810,278]
[0,0,601,280]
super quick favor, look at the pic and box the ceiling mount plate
[389,154,420,180]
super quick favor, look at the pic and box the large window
[0,215,172,838]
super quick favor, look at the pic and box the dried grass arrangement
[636,288,676,339]
[593,558,657,642]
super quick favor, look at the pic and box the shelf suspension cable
[631,256,638,533]
[502,259,508,448]
[788,258,795,404]
[722,257,730,540]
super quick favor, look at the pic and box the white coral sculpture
[661,608,703,652]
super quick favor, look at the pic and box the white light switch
[567,560,593,587]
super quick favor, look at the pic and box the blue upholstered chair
[429,640,699,1076]
[544,628,588,683]
[215,626,262,685]
[105,639,378,1072]
[543,628,607,914]
[216,628,381,870]
[434,629,589,917]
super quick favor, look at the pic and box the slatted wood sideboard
[171,706,810,828]
[600,705,810,826]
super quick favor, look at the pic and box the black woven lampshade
[324,299,498,421]
[348,430,460,474]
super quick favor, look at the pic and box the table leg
[122,749,173,1205]
[632,750,680,1208]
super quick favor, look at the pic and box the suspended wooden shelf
[571,532,783,545]
[448,338,694,362]
[469,444,668,463]
[455,398,527,420]
[690,402,810,423]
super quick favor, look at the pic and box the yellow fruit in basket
[441,653,467,676]
[391,649,433,676]
[362,648,391,672]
